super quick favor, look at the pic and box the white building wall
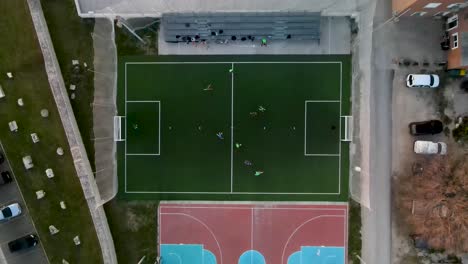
[75,0,359,18]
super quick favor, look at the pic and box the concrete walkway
[26,0,117,263]
[92,18,118,204]
[75,0,358,18]
[360,0,391,263]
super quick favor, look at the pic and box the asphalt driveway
[0,142,48,264]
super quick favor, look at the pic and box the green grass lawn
[40,0,96,170]
[0,0,102,263]
[105,201,158,264]
[348,199,362,263]
[118,56,350,201]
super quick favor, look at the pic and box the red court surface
[158,203,348,264]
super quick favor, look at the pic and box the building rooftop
[392,0,417,14]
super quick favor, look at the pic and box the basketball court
[158,202,348,264]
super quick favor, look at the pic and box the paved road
[360,0,393,263]
[0,142,48,264]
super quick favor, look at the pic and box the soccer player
[249,111,258,117]
[254,171,264,176]
[203,84,213,91]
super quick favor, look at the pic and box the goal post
[114,116,125,141]
[341,116,352,142]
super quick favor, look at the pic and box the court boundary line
[125,101,161,156]
[158,205,347,264]
[280,214,346,264]
[158,205,161,253]
[159,200,348,205]
[160,206,346,211]
[251,208,254,256]
[123,61,344,195]
[160,212,224,264]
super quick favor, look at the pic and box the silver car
[414,140,447,155]
[406,74,440,88]
[0,203,22,221]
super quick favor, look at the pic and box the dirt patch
[125,203,157,232]
[105,200,159,263]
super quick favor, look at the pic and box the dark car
[0,171,12,185]
[409,120,443,135]
[0,153,4,164]
[8,234,39,253]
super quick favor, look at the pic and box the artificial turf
[118,55,350,201]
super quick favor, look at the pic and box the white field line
[126,61,342,65]
[124,61,345,196]
[305,154,340,156]
[304,101,341,157]
[126,191,340,194]
[125,101,161,156]
[230,62,234,193]
[339,62,343,194]
[126,153,160,156]
[127,100,159,103]
[125,63,127,192]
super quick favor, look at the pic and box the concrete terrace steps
[162,12,321,42]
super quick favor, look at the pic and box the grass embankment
[0,0,102,262]
[348,199,362,263]
[41,0,96,169]
[39,4,160,262]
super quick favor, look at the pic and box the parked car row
[0,151,39,253]
[8,234,39,253]
[0,153,12,185]
[406,75,447,155]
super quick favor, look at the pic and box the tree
[395,156,468,253]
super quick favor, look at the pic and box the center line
[230,63,235,193]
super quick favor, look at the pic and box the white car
[406,74,440,88]
[414,140,447,155]
[0,203,22,221]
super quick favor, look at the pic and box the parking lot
[0,142,48,264]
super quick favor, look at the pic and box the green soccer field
[117,56,351,201]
